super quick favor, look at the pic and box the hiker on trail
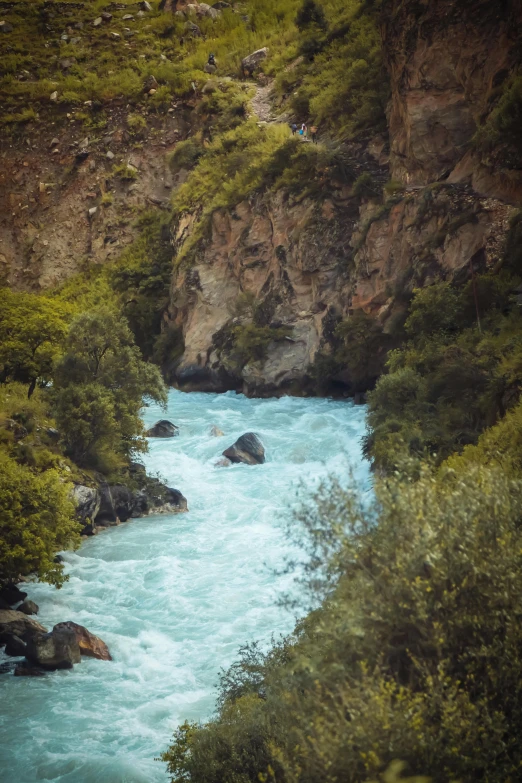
[310,125,318,143]
[208,53,216,67]
[300,123,307,138]
[291,122,298,135]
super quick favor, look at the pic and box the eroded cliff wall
[165,0,522,395]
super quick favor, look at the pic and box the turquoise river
[0,390,370,783]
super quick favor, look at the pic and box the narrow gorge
[1,0,522,782]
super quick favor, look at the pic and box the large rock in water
[222,433,265,465]
[53,622,112,661]
[145,419,179,438]
[0,610,47,642]
[26,626,81,670]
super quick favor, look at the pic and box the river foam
[0,390,370,782]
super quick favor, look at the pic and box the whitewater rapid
[0,390,370,783]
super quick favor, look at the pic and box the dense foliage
[0,291,167,585]
[53,309,166,469]
[0,450,79,587]
[364,270,522,472]
[163,465,522,782]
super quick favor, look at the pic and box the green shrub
[0,451,80,586]
[296,0,327,32]
[111,162,138,181]
[127,112,147,133]
[365,272,522,471]
[168,136,205,173]
[474,74,522,168]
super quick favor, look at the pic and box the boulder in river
[145,420,179,438]
[26,626,81,670]
[222,432,265,465]
[18,600,39,616]
[211,425,224,437]
[53,621,112,661]
[96,483,135,525]
[0,610,47,642]
[14,662,46,677]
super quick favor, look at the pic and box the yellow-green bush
[0,450,80,586]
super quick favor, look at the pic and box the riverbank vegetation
[0,289,166,588]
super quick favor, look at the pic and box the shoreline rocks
[223,433,265,465]
[0,610,47,642]
[73,474,188,535]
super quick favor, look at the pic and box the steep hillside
[1,0,521,399]
[162,0,522,396]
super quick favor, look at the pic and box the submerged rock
[222,432,265,465]
[14,662,46,677]
[0,610,47,642]
[26,626,81,670]
[210,425,224,437]
[145,419,179,438]
[53,621,112,661]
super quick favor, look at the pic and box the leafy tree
[0,289,70,397]
[52,309,167,468]
[0,451,80,586]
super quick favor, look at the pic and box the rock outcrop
[53,621,112,661]
[72,485,101,531]
[223,433,265,465]
[242,47,268,75]
[382,0,522,200]
[0,584,27,607]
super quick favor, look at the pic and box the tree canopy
[0,289,70,397]
[52,309,167,468]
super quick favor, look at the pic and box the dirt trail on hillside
[250,80,277,122]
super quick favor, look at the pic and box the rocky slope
[165,0,522,395]
[0,107,188,289]
[2,0,521,396]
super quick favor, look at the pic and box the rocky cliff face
[162,0,521,396]
[163,2,521,395]
[0,109,187,290]
[383,0,522,200]
[166,182,514,395]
